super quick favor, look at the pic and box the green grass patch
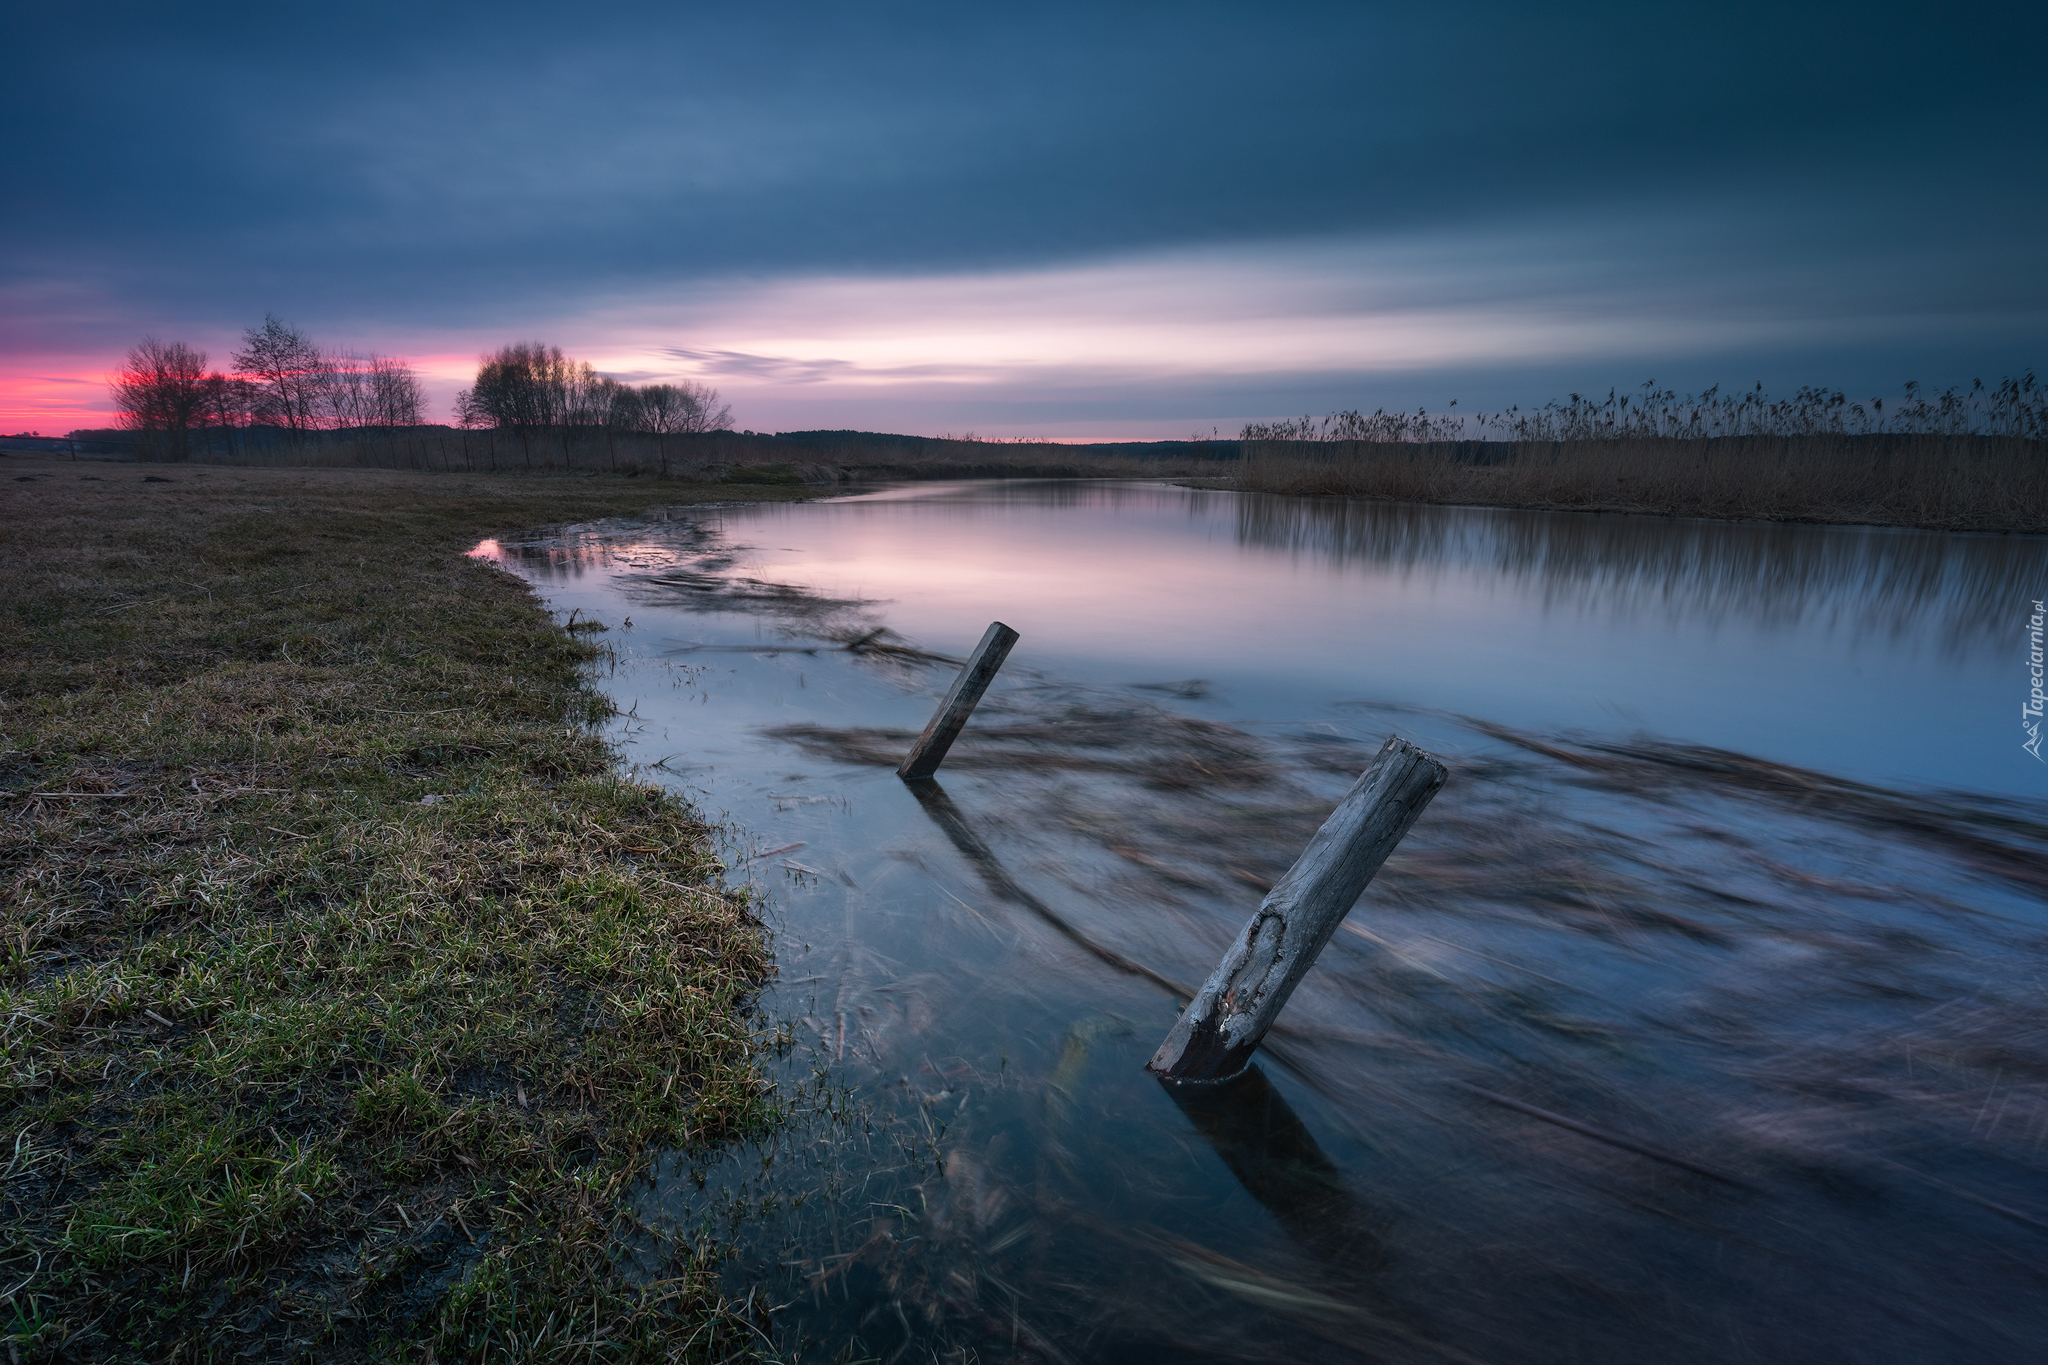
[0,460,812,1360]
[719,464,810,486]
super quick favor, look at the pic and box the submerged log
[1148,736,1448,1082]
[897,621,1019,780]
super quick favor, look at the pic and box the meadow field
[0,458,812,1361]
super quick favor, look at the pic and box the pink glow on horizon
[0,349,1237,442]
[0,362,118,434]
[1,228,1895,440]
[0,350,483,436]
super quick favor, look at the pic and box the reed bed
[226,425,2048,533]
[1233,434,2048,532]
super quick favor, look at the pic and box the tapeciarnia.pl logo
[2027,598,2045,762]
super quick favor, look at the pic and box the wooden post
[1148,736,1448,1083]
[897,621,1019,780]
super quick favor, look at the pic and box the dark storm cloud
[2,0,2042,429]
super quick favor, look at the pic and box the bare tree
[470,343,604,463]
[451,387,489,428]
[602,380,644,430]
[200,373,260,457]
[111,338,211,460]
[232,315,326,437]
[366,355,424,428]
[562,362,610,429]
[469,342,567,466]
[466,343,734,470]
[324,350,425,430]
[471,342,572,431]
[628,380,731,475]
[471,346,731,434]
[635,380,731,434]
[322,351,371,431]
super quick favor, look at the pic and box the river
[473,479,2048,1364]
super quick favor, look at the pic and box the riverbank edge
[1,462,814,1360]
[1170,475,2048,534]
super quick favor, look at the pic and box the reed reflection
[1235,492,2042,651]
[755,479,2042,655]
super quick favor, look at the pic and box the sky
[3,1,2043,439]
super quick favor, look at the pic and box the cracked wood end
[1148,735,1448,1082]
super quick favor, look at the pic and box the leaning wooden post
[897,621,1020,780]
[1148,736,1448,1083]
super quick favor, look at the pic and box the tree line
[110,316,426,458]
[111,323,730,459]
[454,342,729,437]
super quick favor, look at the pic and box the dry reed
[1233,434,2048,532]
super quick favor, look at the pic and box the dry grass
[47,428,1232,487]
[0,457,815,1361]
[1230,434,2048,532]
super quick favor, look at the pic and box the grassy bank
[0,458,811,1360]
[1229,434,2048,532]
[38,427,1236,485]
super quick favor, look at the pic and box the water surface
[478,481,2047,1363]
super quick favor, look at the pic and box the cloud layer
[4,1,2042,435]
